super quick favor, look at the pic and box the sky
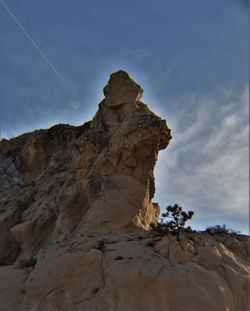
[0,0,249,233]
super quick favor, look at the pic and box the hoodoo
[0,70,171,244]
[0,71,249,311]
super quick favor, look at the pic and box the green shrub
[151,204,194,241]
[206,225,240,235]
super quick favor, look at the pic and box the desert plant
[151,204,194,240]
[206,225,240,235]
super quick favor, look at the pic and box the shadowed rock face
[0,70,171,255]
[0,71,249,311]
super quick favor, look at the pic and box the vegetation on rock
[151,203,194,240]
[206,224,240,235]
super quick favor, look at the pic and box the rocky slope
[0,70,249,311]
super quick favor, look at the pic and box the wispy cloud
[155,86,249,233]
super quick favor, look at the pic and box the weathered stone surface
[0,233,248,311]
[0,223,20,265]
[0,70,171,247]
[0,71,249,311]
[0,266,28,310]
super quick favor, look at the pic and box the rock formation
[0,70,249,311]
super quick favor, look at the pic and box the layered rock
[0,71,249,311]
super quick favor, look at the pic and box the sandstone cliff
[0,71,249,311]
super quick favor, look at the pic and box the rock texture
[0,231,249,311]
[0,70,249,311]
[0,71,170,243]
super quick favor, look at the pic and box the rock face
[0,70,249,311]
[0,70,171,247]
[0,231,249,311]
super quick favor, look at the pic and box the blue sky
[0,0,249,233]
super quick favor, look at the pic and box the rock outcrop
[0,71,249,311]
[0,70,171,249]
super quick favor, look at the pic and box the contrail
[0,0,65,83]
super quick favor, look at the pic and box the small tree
[151,203,194,240]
